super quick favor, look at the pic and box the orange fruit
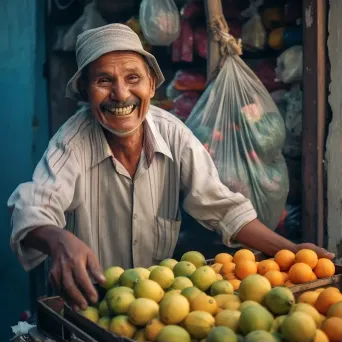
[228,279,241,291]
[274,249,296,271]
[210,263,223,274]
[298,291,320,306]
[215,253,233,265]
[315,288,342,315]
[223,273,237,281]
[311,272,317,281]
[235,260,257,280]
[321,317,342,342]
[264,270,284,286]
[284,280,295,287]
[314,329,329,342]
[233,249,255,263]
[327,301,342,318]
[295,249,318,269]
[314,258,335,279]
[315,288,325,294]
[282,272,289,282]
[288,263,313,284]
[220,262,236,276]
[216,273,223,280]
[257,259,280,276]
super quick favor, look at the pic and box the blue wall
[0,0,49,339]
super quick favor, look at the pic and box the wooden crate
[37,296,133,342]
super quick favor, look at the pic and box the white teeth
[109,105,134,116]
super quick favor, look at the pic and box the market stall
[13,0,334,340]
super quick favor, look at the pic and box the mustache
[101,99,141,112]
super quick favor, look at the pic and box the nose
[109,79,130,102]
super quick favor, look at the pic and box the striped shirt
[8,105,257,271]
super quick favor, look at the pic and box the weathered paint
[305,3,314,28]
[0,0,49,339]
[326,0,342,261]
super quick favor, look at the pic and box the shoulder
[148,105,193,137]
[50,105,95,150]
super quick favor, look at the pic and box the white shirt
[8,105,257,271]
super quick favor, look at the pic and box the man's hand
[296,243,335,260]
[48,229,106,310]
[235,219,335,260]
[23,226,106,310]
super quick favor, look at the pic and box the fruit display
[76,250,340,341]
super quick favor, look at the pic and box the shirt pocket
[153,216,181,261]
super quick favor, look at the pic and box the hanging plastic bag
[62,1,107,51]
[241,0,266,52]
[275,45,303,84]
[139,0,181,46]
[186,44,288,229]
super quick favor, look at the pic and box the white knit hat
[65,23,165,100]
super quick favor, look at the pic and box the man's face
[83,51,156,135]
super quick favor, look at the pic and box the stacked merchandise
[167,0,243,122]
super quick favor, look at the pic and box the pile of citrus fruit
[77,249,341,342]
[212,248,336,290]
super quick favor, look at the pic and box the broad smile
[105,105,136,117]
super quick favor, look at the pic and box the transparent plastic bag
[241,0,266,52]
[139,0,181,46]
[186,54,289,229]
[275,45,303,84]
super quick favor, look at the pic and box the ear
[148,70,156,99]
[77,75,89,102]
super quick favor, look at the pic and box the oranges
[235,260,257,280]
[288,263,313,284]
[216,248,335,288]
[274,249,295,271]
[233,249,255,263]
[295,249,319,269]
[214,253,233,265]
[264,270,284,286]
[220,262,236,275]
[257,259,280,275]
[321,317,342,342]
[313,258,335,278]
[315,287,342,315]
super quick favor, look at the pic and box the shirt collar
[90,109,173,168]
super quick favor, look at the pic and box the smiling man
[8,24,334,310]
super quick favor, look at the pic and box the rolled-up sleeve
[180,132,257,246]
[8,140,80,271]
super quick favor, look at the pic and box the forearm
[22,226,63,255]
[234,219,298,256]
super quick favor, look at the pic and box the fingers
[316,247,335,260]
[73,263,99,304]
[61,263,88,310]
[87,252,106,286]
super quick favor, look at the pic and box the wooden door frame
[301,0,327,246]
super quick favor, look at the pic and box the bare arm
[235,218,335,259]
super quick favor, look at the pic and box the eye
[98,78,111,84]
[127,75,140,83]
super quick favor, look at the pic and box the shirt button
[133,214,138,219]
[133,240,138,246]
